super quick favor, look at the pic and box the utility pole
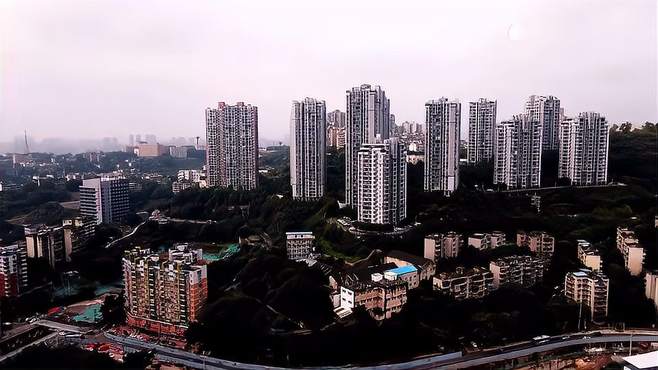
[629,333,633,356]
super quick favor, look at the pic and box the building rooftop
[386,250,433,267]
[386,265,418,275]
[623,349,658,369]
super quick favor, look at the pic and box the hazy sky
[1,0,656,143]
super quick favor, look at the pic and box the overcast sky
[1,0,656,144]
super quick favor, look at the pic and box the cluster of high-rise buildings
[205,87,610,228]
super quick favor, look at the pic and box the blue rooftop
[387,265,418,275]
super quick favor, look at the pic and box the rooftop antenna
[196,136,200,149]
[24,130,30,154]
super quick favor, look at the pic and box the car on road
[532,335,550,344]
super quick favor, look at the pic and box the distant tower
[23,130,30,154]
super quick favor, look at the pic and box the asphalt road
[98,331,658,370]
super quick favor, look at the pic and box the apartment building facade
[62,216,96,262]
[24,224,64,268]
[123,245,208,336]
[0,243,28,297]
[424,232,462,261]
[645,271,658,310]
[285,231,315,260]
[525,95,561,151]
[345,84,391,208]
[577,240,602,271]
[468,98,497,164]
[564,269,609,323]
[424,98,461,194]
[558,112,609,185]
[290,98,326,201]
[356,138,407,225]
[205,102,259,190]
[433,267,494,300]
[339,273,407,321]
[517,231,555,257]
[616,227,644,276]
[489,255,544,289]
[468,231,507,250]
[494,114,543,189]
[79,176,130,225]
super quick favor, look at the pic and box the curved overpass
[103,331,658,370]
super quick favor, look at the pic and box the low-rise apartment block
[489,255,544,289]
[285,232,315,260]
[564,269,609,323]
[123,245,208,336]
[24,224,64,268]
[62,216,95,262]
[577,240,602,271]
[339,271,408,321]
[385,265,419,289]
[0,243,28,297]
[517,231,555,257]
[645,271,658,310]
[616,227,644,276]
[424,232,461,262]
[468,231,507,250]
[433,266,494,300]
[384,250,435,281]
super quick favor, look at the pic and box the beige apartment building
[468,231,507,250]
[339,273,407,321]
[645,271,658,310]
[424,232,462,262]
[564,269,609,323]
[616,227,644,276]
[489,255,544,289]
[577,240,602,271]
[433,266,494,300]
[517,231,555,257]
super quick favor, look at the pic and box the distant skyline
[1,0,656,143]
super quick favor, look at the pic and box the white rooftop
[624,350,658,369]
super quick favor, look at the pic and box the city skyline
[1,1,656,144]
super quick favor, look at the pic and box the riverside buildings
[356,138,407,225]
[564,269,609,323]
[424,99,461,194]
[79,176,130,225]
[493,114,543,189]
[205,102,259,190]
[290,98,326,201]
[345,84,391,209]
[525,95,561,151]
[558,112,609,185]
[122,245,208,336]
[467,98,497,164]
